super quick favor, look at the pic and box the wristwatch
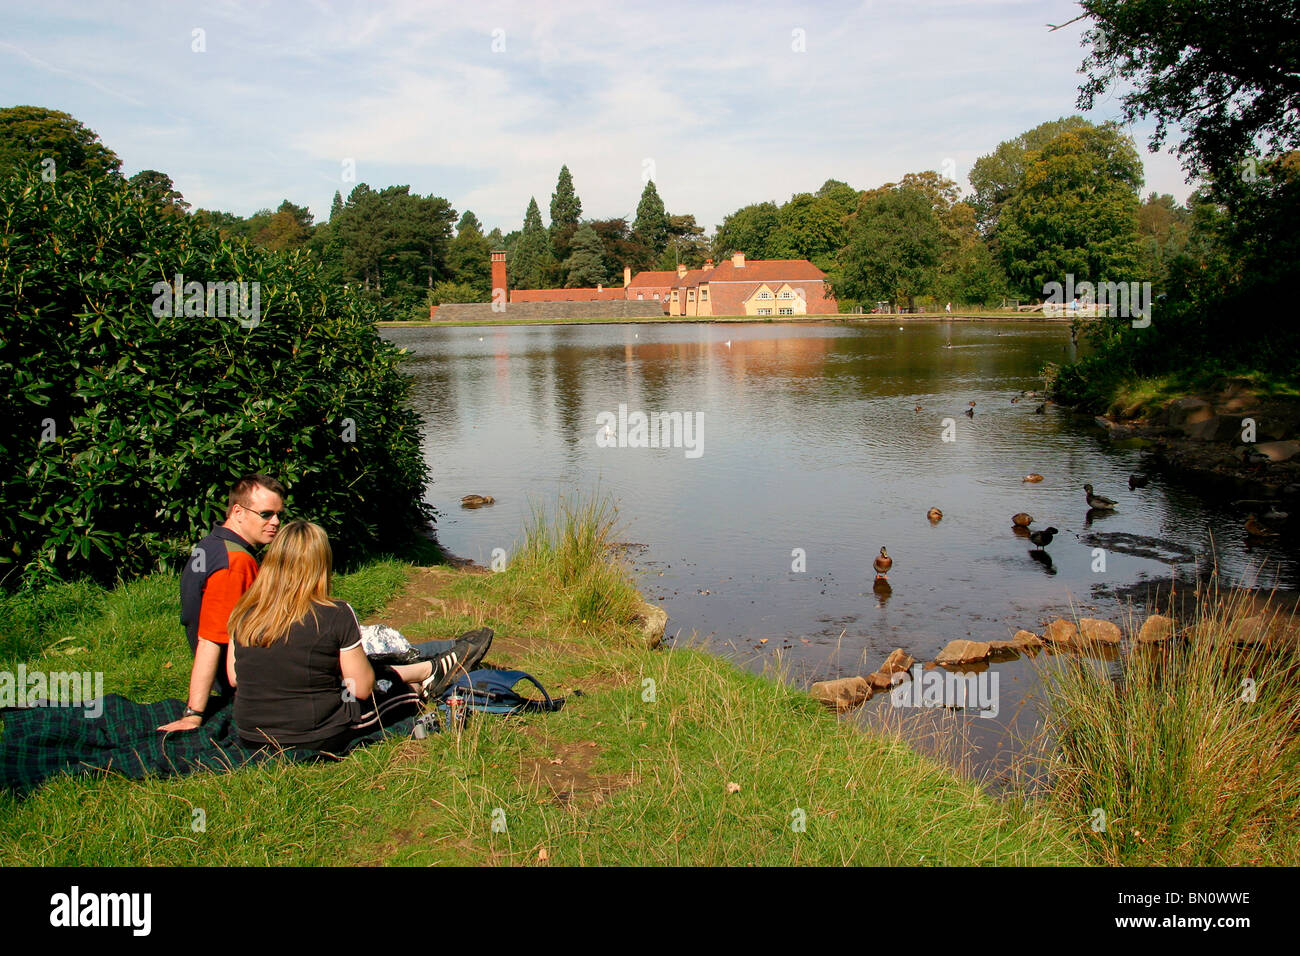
[182,705,206,719]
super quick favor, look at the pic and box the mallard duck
[965,406,975,418]
[1028,527,1059,547]
[1245,514,1280,537]
[1023,473,1044,483]
[1128,474,1149,489]
[461,494,496,508]
[1012,512,1034,528]
[872,547,892,579]
[927,507,943,523]
[1083,484,1116,510]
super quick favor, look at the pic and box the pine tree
[633,180,669,254]
[563,224,606,287]
[511,196,552,289]
[549,165,582,231]
[449,209,492,297]
[329,190,344,222]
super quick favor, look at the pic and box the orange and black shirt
[180,526,259,650]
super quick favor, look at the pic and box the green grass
[0,499,1094,866]
[1035,591,1300,866]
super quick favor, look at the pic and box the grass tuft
[1036,586,1300,865]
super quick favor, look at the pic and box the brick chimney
[732,252,745,268]
[623,266,632,287]
[491,249,507,298]
[677,263,687,278]
[704,258,714,270]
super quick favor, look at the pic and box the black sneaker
[420,628,494,701]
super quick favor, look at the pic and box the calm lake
[384,320,1298,780]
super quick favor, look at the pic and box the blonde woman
[227,521,492,753]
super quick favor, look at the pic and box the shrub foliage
[1,167,433,586]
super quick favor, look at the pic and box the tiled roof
[704,259,827,282]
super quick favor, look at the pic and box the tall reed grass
[502,493,642,632]
[1037,587,1300,865]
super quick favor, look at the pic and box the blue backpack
[411,669,563,737]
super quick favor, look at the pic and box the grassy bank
[6,498,1295,865]
[0,496,1095,867]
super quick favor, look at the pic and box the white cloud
[0,0,1196,231]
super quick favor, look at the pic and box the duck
[1012,512,1034,528]
[1028,527,1059,548]
[1128,474,1149,489]
[872,547,893,579]
[1023,473,1044,483]
[927,507,943,523]
[461,494,496,508]
[915,405,922,413]
[1034,404,1046,414]
[965,405,975,418]
[1245,514,1280,537]
[1083,483,1117,510]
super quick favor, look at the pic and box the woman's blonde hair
[229,521,333,647]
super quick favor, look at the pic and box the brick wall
[434,300,668,322]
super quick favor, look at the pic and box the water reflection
[386,320,1298,779]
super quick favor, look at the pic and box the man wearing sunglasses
[159,474,287,732]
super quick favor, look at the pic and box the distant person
[945,302,952,314]
[227,521,492,753]
[159,474,286,732]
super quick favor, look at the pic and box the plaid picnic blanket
[0,694,420,798]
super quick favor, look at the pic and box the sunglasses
[244,508,287,522]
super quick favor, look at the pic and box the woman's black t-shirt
[232,600,363,748]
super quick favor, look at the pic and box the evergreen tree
[549,165,582,232]
[448,209,492,297]
[563,224,606,287]
[633,180,669,254]
[511,196,552,289]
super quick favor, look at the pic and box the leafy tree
[128,170,190,215]
[590,217,650,280]
[969,116,1092,235]
[0,106,122,180]
[995,123,1144,296]
[191,208,246,240]
[712,201,780,260]
[0,165,432,585]
[767,193,846,266]
[1136,192,1191,289]
[656,213,710,270]
[837,187,942,310]
[816,178,859,218]
[429,280,483,305]
[246,200,314,252]
[563,224,607,287]
[633,180,669,254]
[1076,0,1300,181]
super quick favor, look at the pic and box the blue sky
[1,0,1196,233]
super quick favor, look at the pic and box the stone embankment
[1090,383,1300,505]
[811,609,1300,712]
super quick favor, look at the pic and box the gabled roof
[703,259,827,282]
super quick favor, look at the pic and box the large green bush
[1,167,434,586]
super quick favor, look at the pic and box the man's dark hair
[226,474,287,517]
